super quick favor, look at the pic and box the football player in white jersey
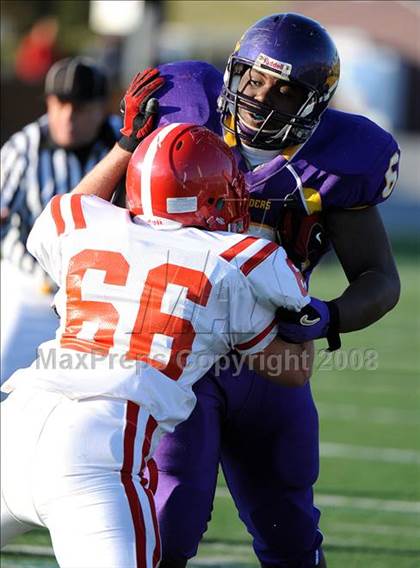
[1,123,316,568]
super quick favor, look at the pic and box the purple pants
[153,364,322,567]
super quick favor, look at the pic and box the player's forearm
[1,206,10,223]
[326,206,401,334]
[332,269,400,332]
[71,144,131,200]
[246,339,314,386]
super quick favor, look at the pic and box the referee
[1,56,121,382]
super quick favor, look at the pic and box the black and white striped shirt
[1,113,121,272]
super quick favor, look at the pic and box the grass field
[2,256,420,567]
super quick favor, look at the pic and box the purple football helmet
[218,13,340,150]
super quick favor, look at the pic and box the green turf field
[2,257,420,567]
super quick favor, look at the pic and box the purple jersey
[243,108,400,232]
[154,61,400,274]
[151,60,400,566]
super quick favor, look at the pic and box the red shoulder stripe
[235,316,277,352]
[286,257,308,296]
[50,195,65,235]
[240,241,278,276]
[220,236,258,262]
[70,194,87,230]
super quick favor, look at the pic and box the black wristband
[326,300,341,351]
[117,135,138,153]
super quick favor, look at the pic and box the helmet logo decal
[254,53,292,79]
[319,78,339,103]
[166,196,198,214]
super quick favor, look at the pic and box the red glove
[118,68,165,152]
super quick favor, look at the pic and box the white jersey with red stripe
[3,194,309,432]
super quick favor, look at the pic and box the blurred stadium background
[1,1,419,567]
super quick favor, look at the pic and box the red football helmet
[126,123,249,232]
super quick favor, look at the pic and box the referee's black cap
[45,57,109,102]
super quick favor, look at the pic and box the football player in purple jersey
[149,14,400,568]
[71,13,401,568]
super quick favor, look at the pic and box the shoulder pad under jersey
[297,108,400,209]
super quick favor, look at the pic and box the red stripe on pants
[121,401,146,567]
[140,417,160,566]
[143,484,161,567]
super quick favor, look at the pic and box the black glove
[118,68,165,153]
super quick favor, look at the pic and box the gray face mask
[222,62,323,151]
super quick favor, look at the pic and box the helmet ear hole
[216,198,224,210]
[208,197,215,205]
[175,140,183,151]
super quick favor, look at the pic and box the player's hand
[118,68,165,153]
[276,298,341,351]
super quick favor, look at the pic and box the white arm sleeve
[246,245,310,312]
[229,273,278,355]
[26,196,64,285]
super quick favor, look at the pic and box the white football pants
[1,387,162,567]
[1,260,59,385]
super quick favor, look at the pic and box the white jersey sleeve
[26,194,66,284]
[26,193,103,285]
[246,243,310,311]
[228,271,278,356]
[218,235,310,312]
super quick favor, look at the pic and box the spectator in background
[1,56,122,382]
[14,17,62,85]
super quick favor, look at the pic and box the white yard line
[316,494,420,514]
[1,543,255,565]
[191,559,253,566]
[322,534,420,550]
[216,487,420,513]
[316,402,420,426]
[5,533,420,567]
[314,382,420,395]
[320,442,420,464]
[330,521,420,537]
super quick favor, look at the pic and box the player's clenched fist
[277,297,341,351]
[118,67,165,152]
